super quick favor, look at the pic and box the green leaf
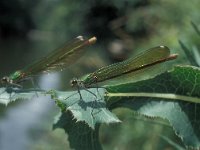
[50,88,121,129]
[191,21,200,37]
[106,66,200,149]
[53,111,102,150]
[179,40,198,66]
[0,87,45,105]
[160,135,185,150]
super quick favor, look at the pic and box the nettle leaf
[50,88,121,129]
[0,87,45,105]
[53,111,102,150]
[106,65,200,149]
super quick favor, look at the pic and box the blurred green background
[0,0,199,150]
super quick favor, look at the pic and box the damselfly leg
[16,76,41,97]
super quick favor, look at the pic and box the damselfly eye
[1,76,9,83]
[93,75,98,80]
[70,79,78,87]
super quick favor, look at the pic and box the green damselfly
[71,46,178,89]
[1,36,97,88]
[66,46,178,118]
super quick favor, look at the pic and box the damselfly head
[1,76,10,84]
[70,78,78,87]
[70,78,85,88]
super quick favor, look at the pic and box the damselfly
[1,36,96,88]
[71,46,178,90]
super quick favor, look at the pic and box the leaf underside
[53,111,102,150]
[51,88,121,129]
[106,66,200,149]
[0,87,44,105]
[52,88,120,150]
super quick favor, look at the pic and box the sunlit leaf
[50,88,121,129]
